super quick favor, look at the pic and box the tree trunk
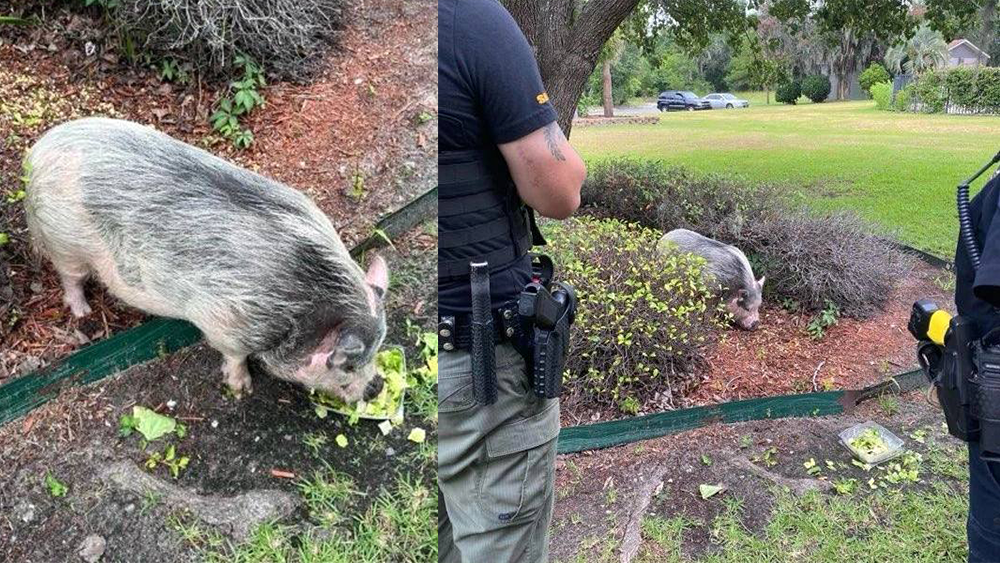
[503,0,641,138]
[602,59,614,117]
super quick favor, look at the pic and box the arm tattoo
[543,122,567,162]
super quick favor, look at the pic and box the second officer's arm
[499,121,586,220]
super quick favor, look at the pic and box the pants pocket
[478,400,559,525]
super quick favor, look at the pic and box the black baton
[470,261,498,405]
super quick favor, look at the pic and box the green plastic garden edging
[556,368,928,454]
[0,186,437,427]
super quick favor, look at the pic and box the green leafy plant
[44,472,68,497]
[145,444,190,478]
[832,477,857,495]
[543,217,724,413]
[753,446,778,467]
[775,81,801,105]
[894,83,914,112]
[302,432,328,457]
[158,58,190,84]
[210,54,266,149]
[0,233,9,246]
[801,75,832,103]
[807,300,839,340]
[871,81,893,111]
[859,63,891,97]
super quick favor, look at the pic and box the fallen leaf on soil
[270,469,296,479]
[336,434,348,448]
[699,483,726,499]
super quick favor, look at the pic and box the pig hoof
[224,370,253,399]
[66,299,92,318]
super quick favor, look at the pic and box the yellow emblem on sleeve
[536,92,549,104]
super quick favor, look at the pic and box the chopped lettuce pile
[311,334,438,425]
[313,347,408,424]
[849,427,889,458]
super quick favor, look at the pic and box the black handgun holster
[519,281,577,399]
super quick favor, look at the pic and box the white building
[947,39,991,67]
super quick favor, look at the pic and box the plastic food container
[839,421,905,465]
[328,345,406,422]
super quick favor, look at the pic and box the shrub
[110,0,344,79]
[871,81,893,110]
[914,71,947,113]
[801,75,831,103]
[894,83,914,112]
[742,211,912,317]
[542,217,723,412]
[582,159,783,244]
[775,81,801,105]
[859,63,891,97]
[581,159,914,317]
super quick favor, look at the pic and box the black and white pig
[657,228,765,330]
[25,117,388,401]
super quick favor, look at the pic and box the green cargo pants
[438,343,561,563]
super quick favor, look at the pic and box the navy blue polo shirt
[438,0,558,316]
[955,173,1000,337]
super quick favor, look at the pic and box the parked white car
[704,93,750,109]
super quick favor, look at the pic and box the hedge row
[580,159,913,318]
[911,66,1000,115]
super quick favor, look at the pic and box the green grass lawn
[572,99,1000,257]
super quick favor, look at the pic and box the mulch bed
[560,260,953,426]
[0,0,437,383]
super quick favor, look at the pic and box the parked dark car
[657,90,711,111]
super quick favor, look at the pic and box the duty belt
[438,305,522,353]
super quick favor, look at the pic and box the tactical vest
[438,147,544,279]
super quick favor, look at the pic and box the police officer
[437,0,587,561]
[954,161,1000,562]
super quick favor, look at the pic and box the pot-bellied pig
[25,117,388,401]
[656,228,764,330]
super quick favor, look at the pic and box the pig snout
[363,376,384,401]
[727,301,760,331]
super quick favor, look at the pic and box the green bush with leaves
[894,83,914,112]
[801,75,831,103]
[859,63,891,97]
[911,66,1000,114]
[775,81,801,105]
[543,217,724,413]
[913,71,947,113]
[581,159,913,318]
[871,81,893,111]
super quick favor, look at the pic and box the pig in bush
[25,118,388,401]
[657,229,764,330]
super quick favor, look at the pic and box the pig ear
[757,276,766,289]
[366,255,389,298]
